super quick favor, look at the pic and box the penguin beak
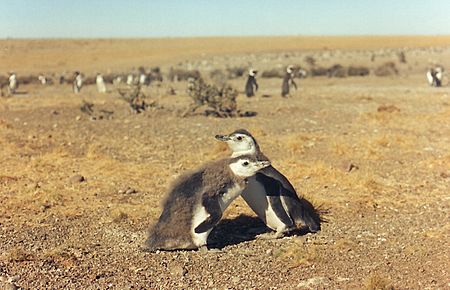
[215,134,231,141]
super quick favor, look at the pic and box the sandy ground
[0,37,449,289]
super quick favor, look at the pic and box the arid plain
[0,36,449,289]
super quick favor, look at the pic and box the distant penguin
[8,72,17,94]
[38,74,47,85]
[126,74,134,86]
[96,73,107,93]
[59,75,65,85]
[427,67,444,87]
[139,73,148,86]
[281,65,298,97]
[145,155,270,251]
[215,129,321,238]
[72,71,83,93]
[245,69,258,97]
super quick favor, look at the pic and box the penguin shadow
[207,214,267,249]
[12,90,29,95]
[207,214,311,249]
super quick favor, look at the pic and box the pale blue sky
[1,0,449,38]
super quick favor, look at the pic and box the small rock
[231,276,240,284]
[440,172,450,178]
[75,115,81,121]
[125,188,137,194]
[118,189,125,194]
[170,265,187,277]
[377,104,400,113]
[341,161,359,172]
[266,249,272,255]
[70,174,85,183]
[4,283,18,290]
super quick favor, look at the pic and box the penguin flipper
[194,195,222,234]
[267,196,294,227]
[255,173,294,227]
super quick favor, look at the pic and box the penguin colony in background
[96,73,107,93]
[245,69,259,97]
[426,66,444,87]
[145,155,270,251]
[8,72,17,94]
[72,71,83,93]
[216,129,321,238]
[281,65,298,97]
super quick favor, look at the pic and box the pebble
[75,115,81,121]
[69,174,86,183]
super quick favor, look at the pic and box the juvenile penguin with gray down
[145,155,270,251]
[215,129,321,238]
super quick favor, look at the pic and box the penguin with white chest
[145,155,270,251]
[215,129,321,238]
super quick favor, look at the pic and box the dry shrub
[364,273,395,290]
[374,62,398,76]
[2,247,35,262]
[17,75,40,85]
[226,66,246,78]
[397,51,406,63]
[377,105,400,113]
[0,75,8,85]
[184,78,254,118]
[168,68,201,81]
[310,67,329,77]
[304,55,316,66]
[261,68,285,78]
[149,67,163,82]
[209,69,228,85]
[348,66,370,76]
[328,64,347,78]
[275,240,324,266]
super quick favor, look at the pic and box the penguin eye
[243,161,249,166]
[236,136,242,141]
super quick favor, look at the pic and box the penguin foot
[198,245,209,253]
[198,245,221,253]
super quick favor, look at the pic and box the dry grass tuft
[1,247,36,262]
[275,240,324,267]
[364,272,395,290]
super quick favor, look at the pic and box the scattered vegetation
[364,273,395,290]
[374,62,398,76]
[261,68,285,78]
[168,68,201,82]
[183,78,255,117]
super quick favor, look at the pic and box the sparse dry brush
[168,68,201,81]
[183,78,255,118]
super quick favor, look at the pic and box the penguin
[215,129,321,238]
[96,73,107,93]
[245,69,258,97]
[38,74,47,85]
[126,74,134,86]
[434,67,443,87]
[72,71,83,93]
[427,67,444,87]
[8,72,17,94]
[281,65,297,97]
[145,155,271,251]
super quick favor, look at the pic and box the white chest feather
[218,183,243,211]
[191,205,211,247]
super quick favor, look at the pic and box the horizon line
[2,34,450,41]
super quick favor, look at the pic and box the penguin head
[229,157,270,177]
[287,65,294,74]
[215,129,257,155]
[249,69,257,77]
